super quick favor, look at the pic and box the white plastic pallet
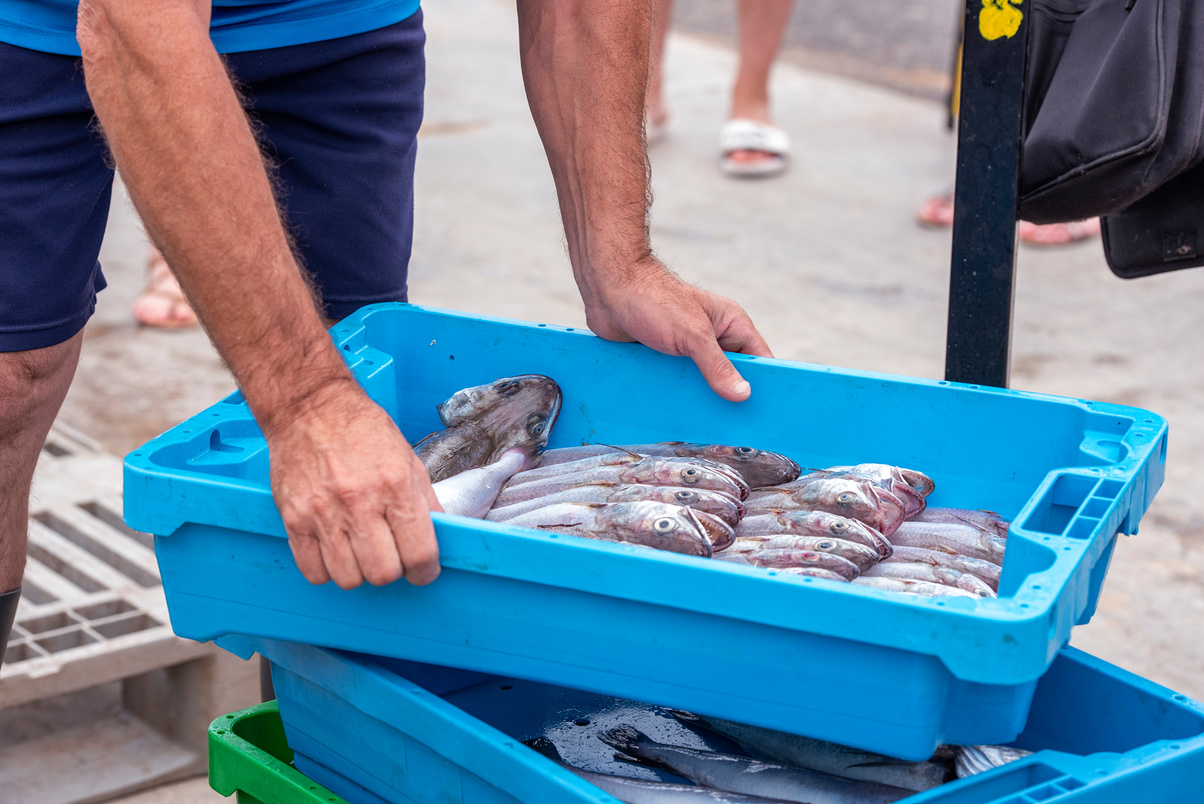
[0,424,258,804]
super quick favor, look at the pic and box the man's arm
[77,0,441,589]
[515,0,773,402]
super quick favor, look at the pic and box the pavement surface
[44,0,1200,799]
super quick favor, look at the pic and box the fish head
[684,444,802,488]
[638,459,750,500]
[602,501,713,557]
[436,374,562,456]
[792,479,884,531]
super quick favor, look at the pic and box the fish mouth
[870,486,906,536]
[892,483,927,517]
[688,509,735,552]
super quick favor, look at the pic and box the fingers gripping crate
[0,425,258,804]
[230,637,1204,804]
[125,304,1169,759]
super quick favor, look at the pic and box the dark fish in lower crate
[496,458,750,507]
[886,523,1005,565]
[414,374,562,482]
[537,443,801,488]
[599,725,913,804]
[487,484,746,527]
[728,535,880,573]
[745,479,907,537]
[879,546,1000,591]
[668,712,955,793]
[497,501,730,556]
[736,512,892,560]
[527,738,798,803]
[714,549,861,580]
[861,562,997,597]
[852,577,986,598]
[953,745,1033,778]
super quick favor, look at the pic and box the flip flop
[720,118,790,178]
[133,249,198,329]
[916,190,955,227]
[1018,218,1101,246]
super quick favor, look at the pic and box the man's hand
[265,379,443,589]
[581,259,773,402]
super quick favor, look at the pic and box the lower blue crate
[225,636,1204,804]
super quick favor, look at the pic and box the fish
[886,522,1005,565]
[735,512,892,560]
[668,712,954,793]
[777,568,850,582]
[862,563,997,597]
[494,458,750,507]
[909,508,1009,539]
[728,536,880,572]
[851,576,986,598]
[825,464,936,497]
[537,443,801,488]
[414,375,562,483]
[509,454,751,500]
[431,449,531,519]
[525,738,798,804]
[953,745,1033,778]
[598,726,913,804]
[796,466,928,518]
[497,501,729,557]
[714,549,861,580]
[744,479,907,537]
[881,546,1000,591]
[487,484,745,527]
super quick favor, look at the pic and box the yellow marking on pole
[980,0,1023,40]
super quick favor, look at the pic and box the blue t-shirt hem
[0,0,420,56]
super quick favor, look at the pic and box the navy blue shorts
[0,12,425,352]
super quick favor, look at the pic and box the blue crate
[124,303,1169,759]
[224,636,1204,804]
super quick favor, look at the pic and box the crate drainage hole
[498,684,513,691]
[574,719,591,727]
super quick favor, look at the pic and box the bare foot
[132,247,198,329]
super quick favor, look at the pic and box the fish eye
[801,552,820,563]
[816,540,835,550]
[680,468,701,484]
[735,446,757,456]
[653,517,677,533]
[830,520,849,533]
[674,490,698,503]
[494,380,521,396]
[836,492,857,504]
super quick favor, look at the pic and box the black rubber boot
[0,586,19,667]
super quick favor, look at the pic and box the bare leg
[0,333,84,593]
[727,0,795,166]
[646,0,673,137]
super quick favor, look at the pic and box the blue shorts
[0,11,425,352]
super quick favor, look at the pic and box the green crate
[209,701,348,804]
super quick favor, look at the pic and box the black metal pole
[944,0,1030,388]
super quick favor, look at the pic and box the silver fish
[909,508,1009,539]
[525,738,797,804]
[851,576,986,598]
[736,512,892,560]
[487,484,745,527]
[797,466,927,518]
[728,536,880,572]
[599,726,912,804]
[538,443,801,488]
[954,745,1033,778]
[862,562,997,597]
[745,479,907,537]
[881,546,1000,591]
[887,522,1005,565]
[495,458,750,507]
[714,549,861,580]
[431,449,531,519]
[777,567,850,582]
[498,501,727,557]
[826,464,935,497]
[414,375,562,483]
[669,712,954,793]
[512,454,751,499]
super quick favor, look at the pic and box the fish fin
[611,751,647,766]
[598,443,644,460]
[523,737,565,762]
[597,725,647,753]
[534,522,585,531]
[412,431,439,451]
[665,708,700,723]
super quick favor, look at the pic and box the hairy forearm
[516,0,655,306]
[78,0,354,432]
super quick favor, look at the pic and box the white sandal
[719,118,791,178]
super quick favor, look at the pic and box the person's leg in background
[646,0,673,145]
[722,0,795,174]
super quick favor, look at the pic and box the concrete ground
[50,0,1200,799]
